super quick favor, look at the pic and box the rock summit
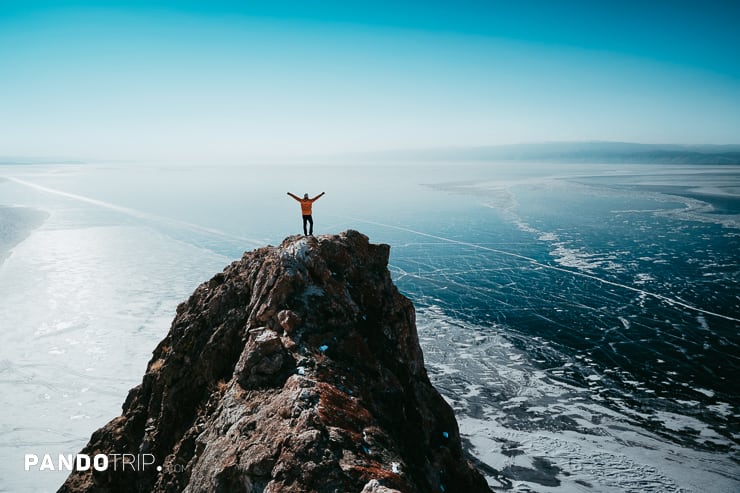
[59,230,491,493]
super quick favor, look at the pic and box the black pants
[302,215,313,235]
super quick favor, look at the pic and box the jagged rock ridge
[59,230,491,493]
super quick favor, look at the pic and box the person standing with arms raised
[287,192,325,236]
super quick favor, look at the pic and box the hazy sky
[1,0,739,162]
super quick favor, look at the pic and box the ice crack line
[6,176,265,247]
[342,216,740,323]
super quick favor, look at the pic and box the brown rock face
[58,230,491,493]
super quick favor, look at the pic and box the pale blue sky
[1,1,739,162]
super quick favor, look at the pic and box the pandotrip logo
[24,453,159,473]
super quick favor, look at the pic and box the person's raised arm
[287,192,301,201]
[311,192,325,201]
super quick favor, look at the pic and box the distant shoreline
[0,206,49,265]
[341,142,740,165]
[3,141,740,166]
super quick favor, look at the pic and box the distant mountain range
[346,142,740,164]
[3,142,740,165]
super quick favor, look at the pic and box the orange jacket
[289,192,324,215]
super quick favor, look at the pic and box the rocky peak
[59,230,491,493]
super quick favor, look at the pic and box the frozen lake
[1,162,738,492]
